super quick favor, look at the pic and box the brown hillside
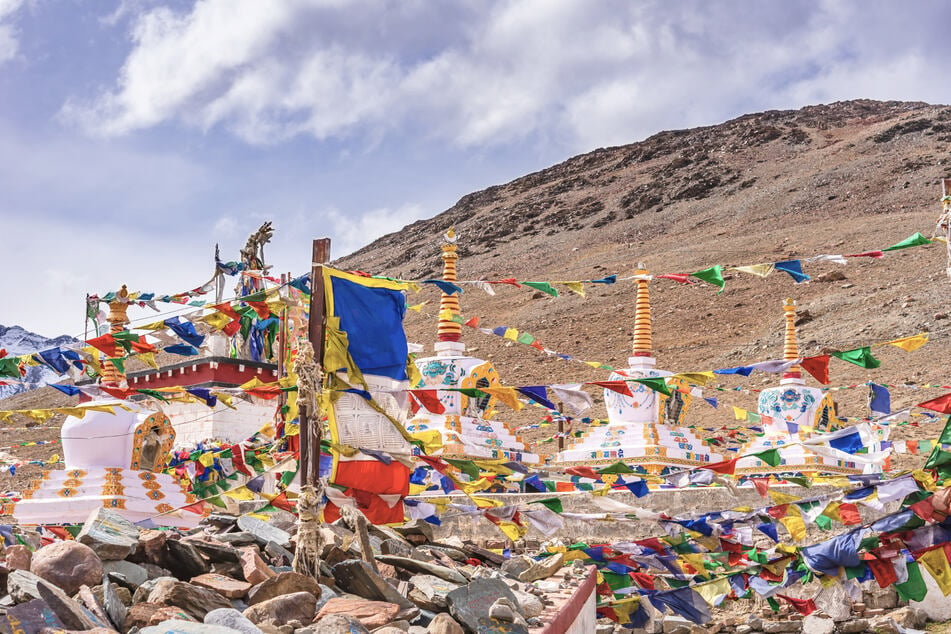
[335,99,951,458]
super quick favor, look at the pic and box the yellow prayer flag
[585,361,602,369]
[137,353,159,369]
[674,372,715,386]
[198,452,215,467]
[694,577,731,606]
[81,404,118,414]
[437,310,454,322]
[201,311,234,331]
[502,328,519,341]
[48,454,60,463]
[564,282,585,296]
[493,520,526,541]
[821,501,842,523]
[769,490,802,506]
[481,387,523,411]
[213,392,236,409]
[918,547,951,595]
[54,407,87,419]
[732,406,748,421]
[458,478,493,494]
[412,430,444,454]
[26,410,55,423]
[732,263,775,277]
[408,483,427,496]
[780,514,807,541]
[470,496,503,508]
[679,554,710,579]
[136,320,168,331]
[407,302,427,312]
[223,487,256,501]
[885,333,929,352]
[239,377,268,391]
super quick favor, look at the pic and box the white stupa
[405,230,538,464]
[556,267,723,473]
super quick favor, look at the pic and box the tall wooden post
[301,239,331,487]
[556,400,566,453]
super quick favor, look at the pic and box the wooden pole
[556,400,566,453]
[301,239,331,487]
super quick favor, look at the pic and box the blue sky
[2,0,950,338]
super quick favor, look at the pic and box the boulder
[30,542,103,596]
[102,559,149,588]
[76,507,139,560]
[446,577,520,633]
[4,598,65,632]
[518,553,564,583]
[166,538,211,579]
[240,547,276,585]
[246,571,321,606]
[147,578,232,620]
[762,621,801,633]
[4,544,32,571]
[836,618,869,633]
[315,597,400,629]
[139,529,168,564]
[243,591,317,627]
[237,515,292,548]
[427,612,465,634]
[148,605,198,625]
[801,613,834,634]
[191,573,252,599]
[511,588,543,619]
[375,555,468,584]
[204,607,265,633]
[34,577,100,630]
[663,616,693,634]
[124,602,165,630]
[407,574,460,611]
[887,606,926,628]
[332,559,416,611]
[311,613,370,633]
[140,620,238,633]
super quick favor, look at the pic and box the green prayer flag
[106,357,126,374]
[0,358,20,378]
[845,563,868,580]
[785,476,812,488]
[601,570,634,592]
[598,461,635,474]
[690,265,725,293]
[458,388,488,399]
[575,482,594,491]
[830,347,880,369]
[630,377,672,396]
[895,561,928,602]
[666,578,691,588]
[445,458,481,481]
[522,281,559,297]
[883,232,931,252]
[814,514,832,531]
[544,481,556,492]
[766,597,780,612]
[516,332,536,345]
[936,416,951,445]
[280,470,297,486]
[530,497,563,514]
[136,389,169,403]
[753,448,781,467]
[206,495,227,509]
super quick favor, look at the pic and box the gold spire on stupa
[101,285,130,387]
[632,264,652,357]
[782,298,802,378]
[437,228,462,343]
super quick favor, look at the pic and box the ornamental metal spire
[782,298,802,378]
[101,285,130,387]
[437,228,462,343]
[632,264,652,357]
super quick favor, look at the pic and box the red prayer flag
[800,355,831,385]
[704,458,738,475]
[846,251,884,259]
[592,381,633,397]
[865,556,898,588]
[411,390,445,414]
[269,492,296,513]
[777,594,816,616]
[655,273,694,284]
[752,477,771,498]
[767,504,788,519]
[838,502,862,526]
[245,301,271,319]
[101,386,134,400]
[565,466,601,480]
[85,334,118,357]
[917,393,951,415]
[463,317,480,328]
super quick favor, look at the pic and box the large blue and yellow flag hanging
[320,268,414,525]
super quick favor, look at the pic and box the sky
[2,0,950,339]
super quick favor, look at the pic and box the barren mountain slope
[336,100,951,446]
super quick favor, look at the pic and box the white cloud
[320,203,429,257]
[0,0,24,65]
[59,1,951,152]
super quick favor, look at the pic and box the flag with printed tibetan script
[320,268,412,525]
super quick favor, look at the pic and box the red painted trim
[540,565,597,634]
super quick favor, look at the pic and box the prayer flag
[883,232,931,251]
[774,260,810,283]
[690,265,725,292]
[831,347,880,369]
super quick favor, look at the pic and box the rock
[663,615,693,634]
[314,584,338,613]
[191,573,253,599]
[125,602,165,630]
[407,574,460,611]
[801,613,834,634]
[332,559,417,612]
[815,271,846,282]
[374,627,408,634]
[147,578,233,620]
[735,626,753,634]
[392,519,433,543]
[762,621,801,633]
[427,612,464,634]
[77,584,112,627]
[205,607,264,633]
[30,540,103,595]
[140,529,168,564]
[511,588,543,619]
[501,556,533,579]
[866,616,901,634]
[4,544,32,571]
[237,516,293,548]
[243,591,317,627]
[446,577,520,633]
[140,620,238,633]
[381,538,413,557]
[142,562,173,580]
[315,597,400,629]
[166,538,211,579]
[517,553,563,583]
[186,537,241,563]
[910,569,951,621]
[35,577,100,630]
[836,618,869,633]
[311,613,370,633]
[4,598,65,632]
[8,569,45,603]
[488,598,521,623]
[149,605,199,625]
[375,555,468,584]
[216,531,259,547]
[134,576,177,604]
[862,583,899,610]
[246,571,321,606]
[77,507,140,560]
[887,606,926,628]
[103,559,149,588]
[102,576,129,630]
[240,547,277,585]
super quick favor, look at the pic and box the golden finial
[438,229,462,343]
[632,263,652,357]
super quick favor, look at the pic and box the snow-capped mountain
[0,324,78,399]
